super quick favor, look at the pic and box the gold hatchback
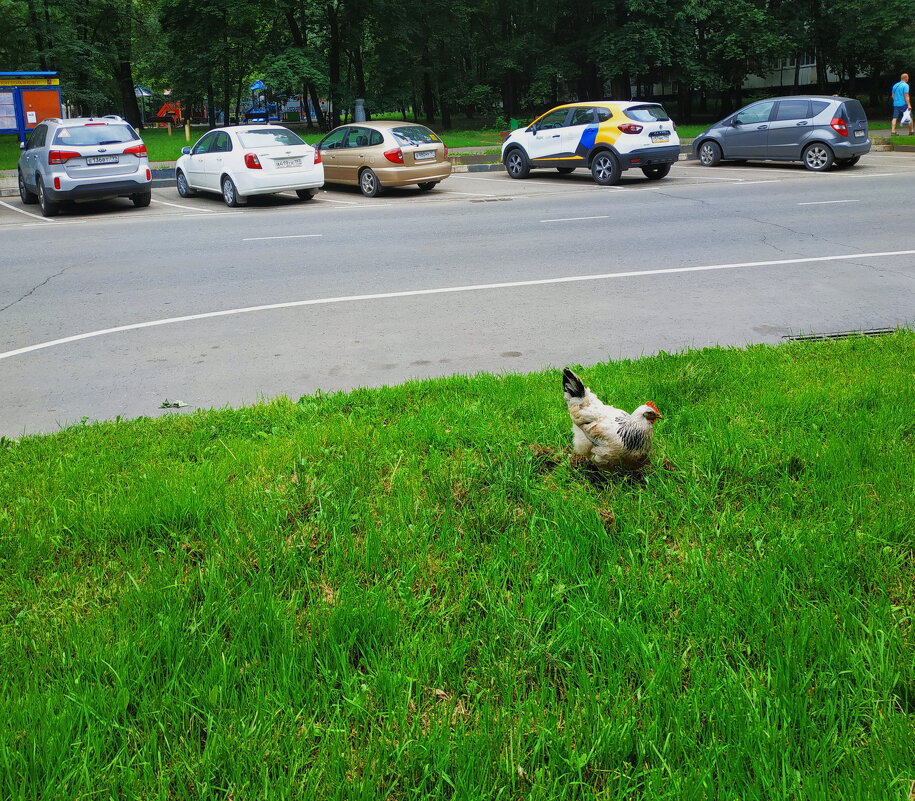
[317,120,452,197]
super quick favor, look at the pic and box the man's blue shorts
[892,105,909,121]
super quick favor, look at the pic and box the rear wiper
[98,140,122,145]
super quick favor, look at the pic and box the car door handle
[551,134,560,138]
[795,121,809,126]
[756,125,768,130]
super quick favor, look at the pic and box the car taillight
[146,168,151,180]
[384,147,403,164]
[618,124,643,134]
[830,117,848,137]
[244,153,262,169]
[443,145,449,158]
[313,149,322,164]
[48,150,81,164]
[123,143,148,157]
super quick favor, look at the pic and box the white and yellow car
[501,101,680,185]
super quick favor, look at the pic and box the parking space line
[798,199,860,205]
[542,215,609,223]
[0,199,55,222]
[242,234,322,241]
[3,248,914,363]
[150,198,218,212]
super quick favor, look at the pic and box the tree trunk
[308,82,326,130]
[327,2,342,128]
[422,71,435,124]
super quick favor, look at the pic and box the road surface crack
[0,264,74,314]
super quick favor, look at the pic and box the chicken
[562,368,663,472]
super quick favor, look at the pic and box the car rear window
[53,123,138,146]
[841,100,868,122]
[623,104,670,122]
[392,125,440,145]
[237,128,305,148]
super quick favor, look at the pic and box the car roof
[549,100,662,109]
[329,120,436,131]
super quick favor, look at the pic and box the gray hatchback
[18,115,152,217]
[693,96,870,171]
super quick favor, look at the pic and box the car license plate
[86,156,119,165]
[414,150,435,161]
[854,130,864,137]
[275,158,302,168]
[650,131,670,143]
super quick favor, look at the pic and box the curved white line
[2,249,914,362]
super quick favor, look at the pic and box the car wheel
[296,188,318,200]
[504,148,530,179]
[176,170,195,197]
[802,143,834,171]
[131,192,152,208]
[359,169,382,197]
[836,155,861,168]
[590,151,621,186]
[698,140,722,167]
[417,181,438,191]
[37,176,59,217]
[18,170,38,204]
[556,167,575,174]
[221,175,245,206]
[641,163,672,180]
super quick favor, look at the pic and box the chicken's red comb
[645,401,661,414]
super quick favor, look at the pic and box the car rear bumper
[619,145,681,169]
[46,177,151,202]
[368,161,452,186]
[234,169,325,196]
[832,139,871,157]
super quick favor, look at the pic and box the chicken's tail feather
[562,368,585,399]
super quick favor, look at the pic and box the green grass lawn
[2,333,913,799]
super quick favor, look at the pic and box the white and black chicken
[562,368,663,472]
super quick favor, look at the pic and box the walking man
[891,73,912,136]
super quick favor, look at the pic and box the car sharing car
[501,101,680,185]
[317,121,452,197]
[175,125,324,206]
[693,95,870,170]
[18,115,151,217]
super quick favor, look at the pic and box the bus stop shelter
[0,72,62,144]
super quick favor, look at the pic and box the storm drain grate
[782,328,899,342]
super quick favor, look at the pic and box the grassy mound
[1,332,913,799]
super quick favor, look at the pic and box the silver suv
[693,96,870,171]
[18,116,152,216]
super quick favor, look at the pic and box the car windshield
[53,124,138,146]
[623,105,670,123]
[391,125,439,146]
[237,128,306,148]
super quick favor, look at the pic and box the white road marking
[542,215,609,223]
[150,198,217,212]
[439,190,499,197]
[314,197,361,205]
[2,249,914,362]
[798,199,861,205]
[0,199,55,222]
[242,234,323,241]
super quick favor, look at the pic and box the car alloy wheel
[359,169,381,197]
[37,176,59,217]
[642,164,671,180]
[590,152,621,186]
[504,149,530,179]
[803,143,833,171]
[18,170,37,204]
[222,176,243,207]
[176,170,195,198]
[699,141,722,167]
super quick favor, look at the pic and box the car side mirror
[19,141,26,150]
[731,118,742,126]
[528,125,537,134]
[181,146,191,155]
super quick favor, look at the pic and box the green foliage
[1,333,913,797]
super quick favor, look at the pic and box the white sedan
[175,125,324,206]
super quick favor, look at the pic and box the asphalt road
[1,153,914,437]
